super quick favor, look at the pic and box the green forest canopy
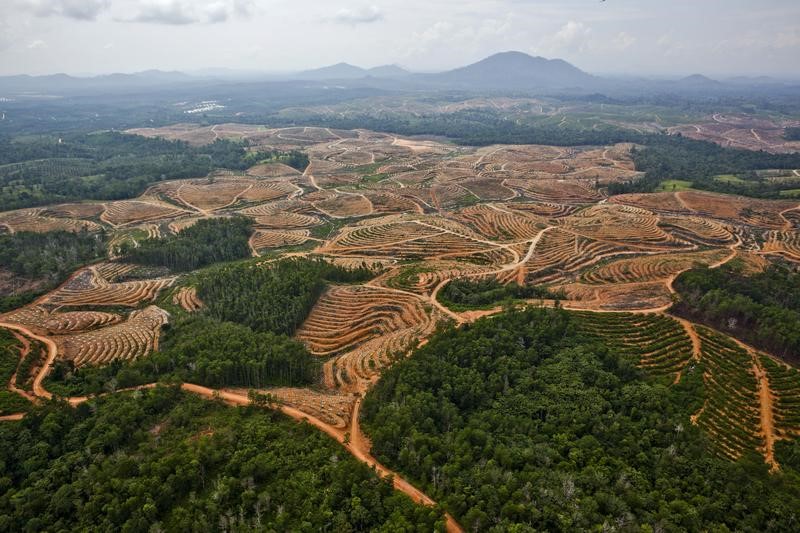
[673,263,800,365]
[0,387,444,531]
[362,307,800,532]
[125,217,253,272]
[0,230,107,312]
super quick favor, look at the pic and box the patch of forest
[0,386,444,531]
[125,217,253,272]
[0,329,30,415]
[784,127,800,141]
[437,278,563,311]
[196,257,374,335]
[672,263,800,365]
[0,132,306,210]
[0,230,107,312]
[361,307,800,531]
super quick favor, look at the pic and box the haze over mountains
[1,51,797,97]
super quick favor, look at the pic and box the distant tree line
[609,134,800,197]
[0,132,309,210]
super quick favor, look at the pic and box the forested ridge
[125,217,253,272]
[362,308,800,531]
[0,387,444,531]
[673,264,800,364]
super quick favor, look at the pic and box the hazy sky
[1,0,799,77]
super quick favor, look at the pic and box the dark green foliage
[784,127,800,141]
[0,387,444,531]
[0,329,30,414]
[126,217,252,272]
[155,316,319,387]
[0,132,302,210]
[268,149,309,170]
[673,264,800,364]
[0,230,106,310]
[362,308,800,531]
[438,278,563,310]
[609,134,800,197]
[197,258,373,335]
[46,316,319,395]
[0,291,42,313]
[46,258,373,396]
[0,230,106,282]
[14,346,39,389]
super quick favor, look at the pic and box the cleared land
[2,124,799,488]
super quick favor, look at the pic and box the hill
[295,62,368,80]
[424,51,597,89]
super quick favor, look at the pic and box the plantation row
[295,285,428,356]
[581,250,728,285]
[762,230,800,262]
[501,228,631,285]
[695,326,764,461]
[659,216,736,246]
[572,311,694,378]
[760,356,800,440]
[56,306,170,366]
[455,204,545,241]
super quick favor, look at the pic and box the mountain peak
[295,62,367,80]
[430,51,595,89]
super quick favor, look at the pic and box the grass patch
[779,188,800,198]
[714,174,747,184]
[656,179,693,192]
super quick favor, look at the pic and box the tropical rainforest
[362,308,800,532]
[125,217,253,272]
[673,263,800,364]
[0,386,444,532]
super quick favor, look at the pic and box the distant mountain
[367,65,410,78]
[423,51,597,90]
[676,74,722,87]
[295,63,368,80]
[0,70,194,93]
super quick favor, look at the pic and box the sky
[0,0,799,77]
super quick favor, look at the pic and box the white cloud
[552,20,590,52]
[15,0,110,21]
[126,0,252,25]
[27,39,47,49]
[613,31,636,51]
[330,5,383,25]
